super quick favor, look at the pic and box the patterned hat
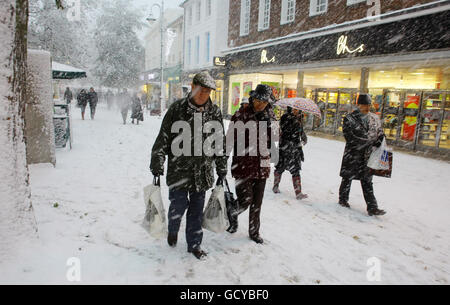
[249,84,276,104]
[193,71,216,90]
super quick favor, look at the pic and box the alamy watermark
[366,257,381,282]
[66,257,81,282]
[170,114,280,167]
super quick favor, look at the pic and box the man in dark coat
[77,89,88,120]
[131,93,144,125]
[339,94,386,216]
[88,87,98,120]
[150,71,227,260]
[226,84,275,244]
[273,107,308,200]
[64,87,73,104]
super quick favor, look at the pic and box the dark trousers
[168,189,206,252]
[339,176,378,210]
[235,178,267,238]
[89,103,97,119]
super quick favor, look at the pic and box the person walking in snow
[106,89,114,110]
[150,71,227,260]
[77,89,89,120]
[338,93,387,216]
[273,107,308,200]
[88,87,98,120]
[64,87,73,105]
[131,93,144,125]
[119,89,131,124]
[226,84,275,244]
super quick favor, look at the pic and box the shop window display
[418,92,444,148]
[439,95,450,149]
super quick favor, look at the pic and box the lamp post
[147,0,165,115]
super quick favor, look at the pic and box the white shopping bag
[368,138,391,171]
[202,185,230,233]
[142,177,167,238]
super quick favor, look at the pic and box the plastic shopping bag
[142,177,167,238]
[202,185,230,233]
[368,138,391,171]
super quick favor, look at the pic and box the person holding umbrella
[338,93,386,216]
[227,84,275,243]
[273,106,308,200]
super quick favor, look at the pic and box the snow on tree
[93,0,145,89]
[0,0,38,256]
[28,0,98,70]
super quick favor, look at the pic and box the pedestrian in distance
[227,84,276,244]
[77,89,89,120]
[150,71,227,260]
[64,87,73,105]
[273,106,308,200]
[131,92,144,125]
[88,87,98,120]
[338,93,387,216]
[119,89,131,125]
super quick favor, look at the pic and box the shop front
[223,10,450,154]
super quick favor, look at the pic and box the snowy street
[0,105,448,284]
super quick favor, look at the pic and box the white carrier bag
[368,138,391,171]
[202,183,230,233]
[142,176,168,238]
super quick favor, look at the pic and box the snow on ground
[1,104,449,284]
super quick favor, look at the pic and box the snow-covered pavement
[1,104,449,284]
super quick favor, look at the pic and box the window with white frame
[206,0,212,17]
[197,1,201,21]
[205,32,210,63]
[187,39,192,66]
[188,6,192,26]
[240,0,251,36]
[347,0,366,5]
[281,0,296,25]
[309,0,327,16]
[195,36,200,65]
[258,0,271,31]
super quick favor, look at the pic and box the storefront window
[439,94,450,149]
[382,91,402,141]
[368,67,446,90]
[399,92,421,144]
[418,92,444,148]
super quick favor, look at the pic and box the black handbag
[216,178,239,222]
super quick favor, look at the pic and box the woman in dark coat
[77,89,88,120]
[273,107,308,200]
[339,94,386,216]
[131,93,144,125]
[227,84,275,244]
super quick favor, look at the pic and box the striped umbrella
[275,98,322,118]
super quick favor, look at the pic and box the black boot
[188,248,207,260]
[250,234,264,244]
[368,208,386,216]
[167,233,177,247]
[226,212,238,234]
[338,201,350,208]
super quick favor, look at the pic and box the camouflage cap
[193,71,217,90]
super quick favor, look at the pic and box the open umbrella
[275,97,321,118]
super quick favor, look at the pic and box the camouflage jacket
[150,95,228,192]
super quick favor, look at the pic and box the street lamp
[147,0,165,116]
